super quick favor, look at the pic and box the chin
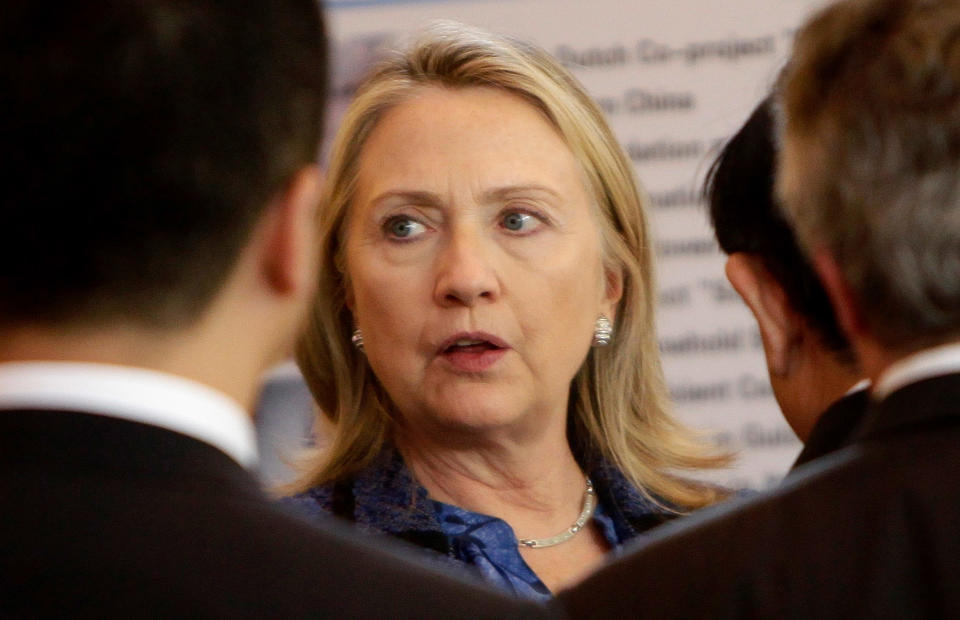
[412,397,534,438]
[430,404,519,432]
[405,382,542,437]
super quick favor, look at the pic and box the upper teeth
[455,339,484,346]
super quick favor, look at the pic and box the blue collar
[300,445,677,546]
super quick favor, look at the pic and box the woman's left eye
[500,211,542,233]
[382,215,428,240]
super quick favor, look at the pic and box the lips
[446,339,498,353]
[437,332,510,353]
[437,332,509,373]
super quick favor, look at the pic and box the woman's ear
[601,262,624,319]
[725,252,801,377]
[344,278,356,312]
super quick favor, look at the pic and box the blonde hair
[295,21,728,508]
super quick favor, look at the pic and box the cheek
[348,253,434,394]
[538,241,605,310]
[351,269,425,396]
[517,245,605,357]
[352,264,421,339]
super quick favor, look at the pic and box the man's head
[779,0,960,356]
[707,96,861,439]
[708,96,852,359]
[0,1,326,330]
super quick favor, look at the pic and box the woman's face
[345,86,621,439]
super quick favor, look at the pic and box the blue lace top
[285,446,680,600]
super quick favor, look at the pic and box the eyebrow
[482,184,562,203]
[368,184,562,208]
[368,190,444,209]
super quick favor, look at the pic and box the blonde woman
[287,22,728,598]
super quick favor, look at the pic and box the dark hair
[0,1,326,328]
[705,96,852,360]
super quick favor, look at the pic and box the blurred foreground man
[0,3,551,618]
[560,0,960,616]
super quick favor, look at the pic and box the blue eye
[501,210,547,234]
[384,216,426,239]
[502,211,532,231]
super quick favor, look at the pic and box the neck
[396,424,588,540]
[856,336,960,391]
[848,329,925,389]
[791,346,863,441]
[0,320,275,413]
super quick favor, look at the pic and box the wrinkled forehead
[351,85,599,210]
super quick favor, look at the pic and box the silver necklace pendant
[518,478,596,549]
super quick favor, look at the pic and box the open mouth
[443,338,505,354]
[438,333,509,372]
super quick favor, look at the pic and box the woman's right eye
[383,216,427,240]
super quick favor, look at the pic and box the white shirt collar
[846,378,871,396]
[874,341,960,400]
[0,361,257,469]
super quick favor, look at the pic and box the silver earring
[351,328,364,352]
[593,315,613,347]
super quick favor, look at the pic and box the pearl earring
[593,315,613,347]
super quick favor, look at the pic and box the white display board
[323,0,832,489]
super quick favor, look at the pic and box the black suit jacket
[559,373,960,619]
[791,388,869,468]
[0,409,555,619]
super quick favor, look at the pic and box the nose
[433,228,500,307]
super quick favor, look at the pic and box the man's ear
[261,164,322,296]
[725,252,801,377]
[811,249,865,341]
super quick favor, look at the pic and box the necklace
[517,477,596,549]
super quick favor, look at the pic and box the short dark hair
[705,96,852,359]
[0,1,326,328]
